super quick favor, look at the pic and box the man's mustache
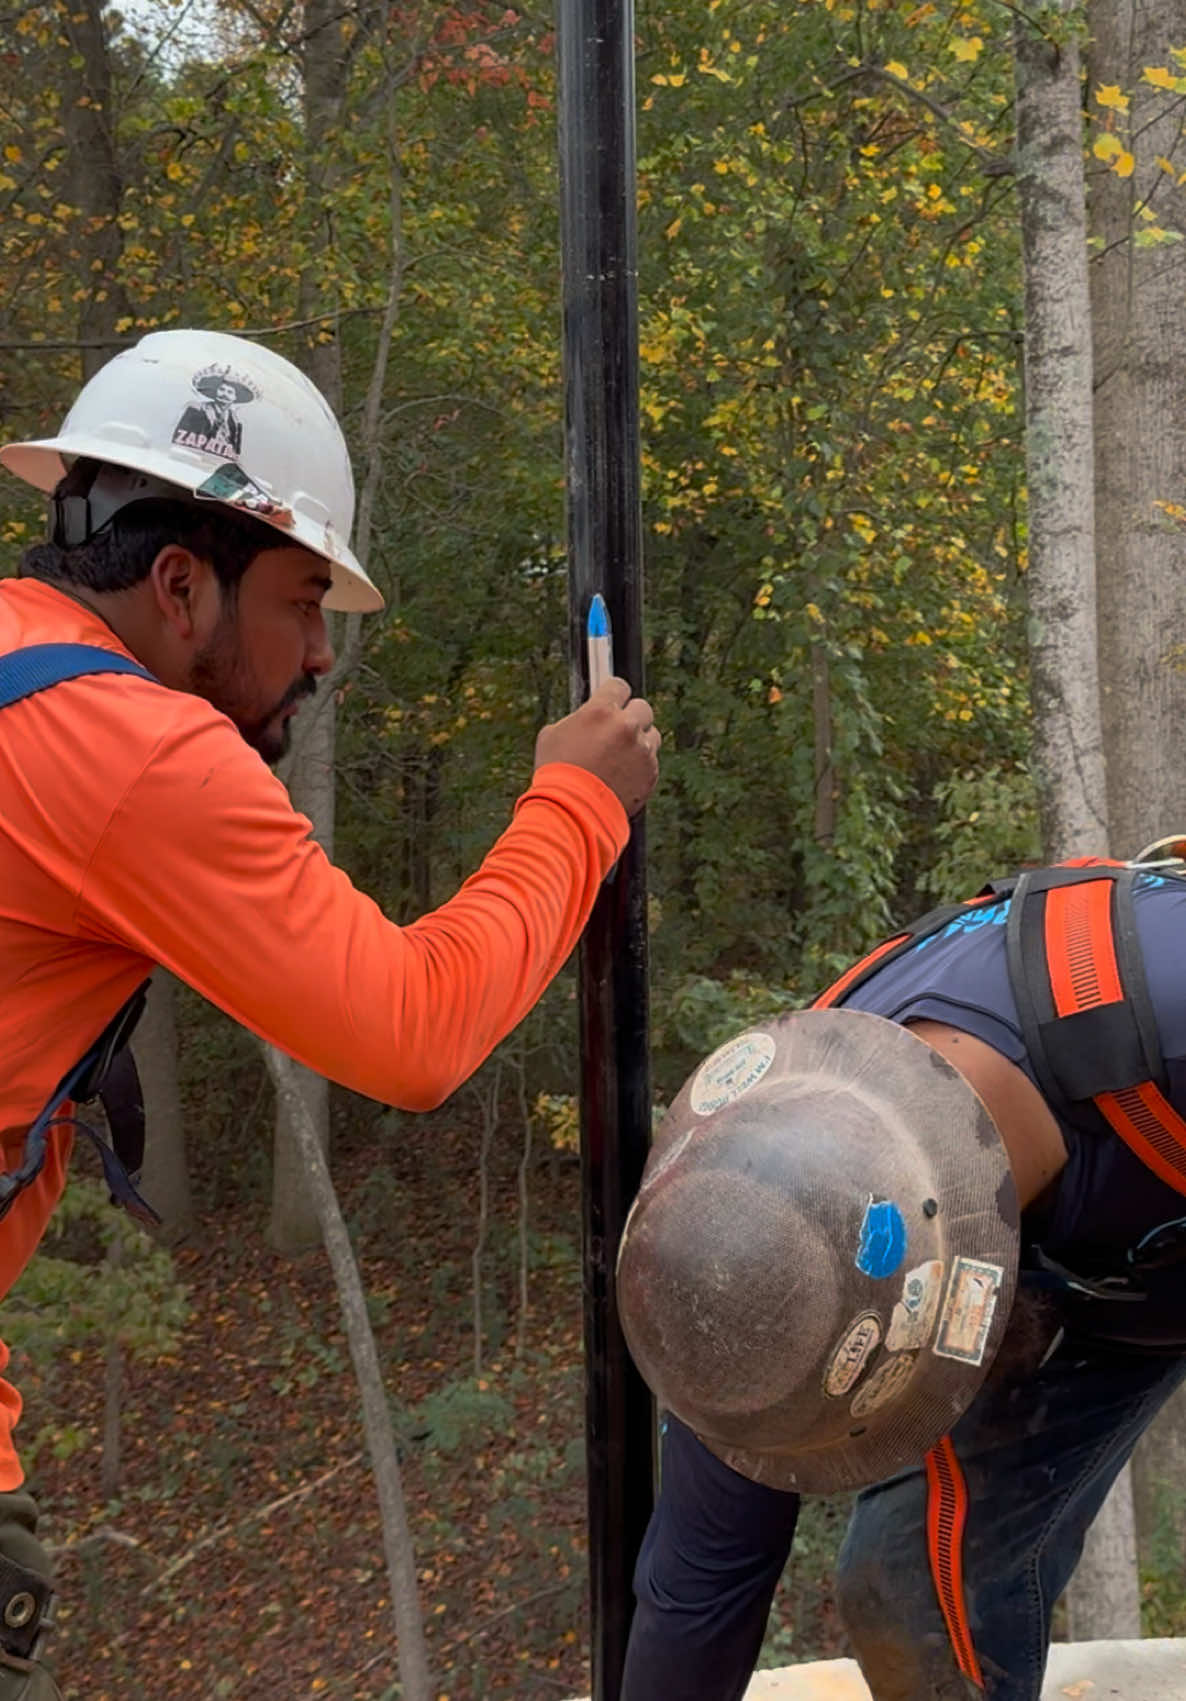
[276,673,319,715]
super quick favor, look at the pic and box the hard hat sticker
[823,1312,882,1398]
[195,462,294,527]
[886,1259,944,1352]
[689,1031,776,1116]
[850,1350,917,1419]
[173,363,260,463]
[933,1256,1003,1365]
[855,1197,907,1280]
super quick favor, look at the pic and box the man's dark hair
[18,457,279,595]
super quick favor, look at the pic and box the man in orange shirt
[0,328,661,1696]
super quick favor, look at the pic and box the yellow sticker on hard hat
[933,1256,1004,1366]
[689,1031,776,1117]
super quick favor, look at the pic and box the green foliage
[407,1376,514,1459]
[0,1176,190,1469]
[917,765,1042,901]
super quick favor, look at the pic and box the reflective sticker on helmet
[850,1350,917,1418]
[195,462,294,527]
[933,1256,1003,1365]
[689,1031,776,1117]
[855,1197,907,1280]
[823,1311,882,1398]
[173,364,260,464]
[886,1259,945,1352]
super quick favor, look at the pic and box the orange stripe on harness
[1096,1084,1186,1194]
[1045,880,1123,1013]
[1044,876,1186,1197]
[925,1437,984,1689]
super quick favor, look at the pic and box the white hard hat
[0,328,383,613]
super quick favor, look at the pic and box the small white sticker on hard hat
[689,1031,777,1117]
[933,1256,1004,1366]
[886,1259,945,1352]
[850,1350,917,1418]
[823,1311,882,1398]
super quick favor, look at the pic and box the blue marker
[587,593,614,696]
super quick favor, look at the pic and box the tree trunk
[133,973,193,1240]
[1089,0,1186,854]
[1087,0,1186,1621]
[1014,4,1108,860]
[1132,1386,1186,1587]
[1065,1469,1141,1640]
[60,0,131,379]
[267,0,351,1254]
[269,678,337,1254]
[263,1047,432,1701]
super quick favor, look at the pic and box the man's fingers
[590,676,632,709]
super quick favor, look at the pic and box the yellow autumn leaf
[1093,133,1123,161]
[884,59,909,79]
[1095,84,1130,111]
[951,36,983,62]
[1113,150,1136,178]
[668,72,686,87]
[1143,65,1178,90]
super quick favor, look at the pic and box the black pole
[556,2,654,1697]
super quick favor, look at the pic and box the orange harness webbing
[924,1438,984,1688]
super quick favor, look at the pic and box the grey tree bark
[61,0,131,381]
[1015,2,1141,1636]
[1090,0,1186,851]
[133,973,193,1240]
[264,1048,431,1701]
[1014,4,1108,862]
[267,0,351,1255]
[1087,0,1186,1628]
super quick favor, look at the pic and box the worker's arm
[73,686,646,1110]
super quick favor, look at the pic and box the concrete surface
[572,1641,1186,1700]
[738,1639,1186,1699]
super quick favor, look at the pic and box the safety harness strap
[1007,863,1186,1197]
[924,1438,983,1688]
[0,643,159,1223]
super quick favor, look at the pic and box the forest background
[1,0,1185,1695]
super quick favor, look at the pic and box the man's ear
[149,545,214,639]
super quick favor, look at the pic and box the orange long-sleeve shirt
[0,576,628,1486]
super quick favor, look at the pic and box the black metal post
[556,2,655,1697]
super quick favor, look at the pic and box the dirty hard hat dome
[616,1009,1020,1494]
[0,327,383,614]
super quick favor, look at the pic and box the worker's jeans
[621,1335,1186,1701]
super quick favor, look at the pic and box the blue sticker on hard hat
[856,1198,907,1280]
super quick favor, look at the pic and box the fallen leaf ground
[22,1101,851,1700]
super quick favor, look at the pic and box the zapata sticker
[173,365,260,462]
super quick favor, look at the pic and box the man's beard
[190,609,317,764]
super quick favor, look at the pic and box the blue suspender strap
[0,642,154,707]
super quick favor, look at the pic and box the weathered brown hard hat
[617,1009,1019,1494]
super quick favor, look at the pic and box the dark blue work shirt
[840,873,1186,1344]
